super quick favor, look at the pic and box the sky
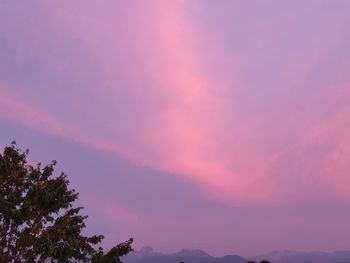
[1,0,350,257]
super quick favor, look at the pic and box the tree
[0,142,133,262]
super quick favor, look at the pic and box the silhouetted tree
[0,142,133,262]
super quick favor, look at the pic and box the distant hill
[124,247,350,263]
[124,247,247,263]
[251,250,350,263]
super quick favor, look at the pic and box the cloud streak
[1,0,350,207]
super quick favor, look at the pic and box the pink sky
[1,0,350,256]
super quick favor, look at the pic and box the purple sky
[1,0,350,256]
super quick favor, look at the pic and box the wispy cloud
[1,0,350,208]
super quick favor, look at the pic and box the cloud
[0,86,107,152]
[1,0,350,207]
[102,204,139,225]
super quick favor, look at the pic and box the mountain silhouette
[124,247,247,263]
[252,250,350,263]
[125,248,350,263]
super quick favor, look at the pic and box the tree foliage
[0,142,133,262]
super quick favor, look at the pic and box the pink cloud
[102,204,139,225]
[1,1,350,208]
[0,86,98,148]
